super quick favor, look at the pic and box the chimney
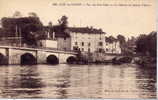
[52,32,55,40]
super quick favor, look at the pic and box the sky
[0,0,156,38]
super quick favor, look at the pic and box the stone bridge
[0,46,77,65]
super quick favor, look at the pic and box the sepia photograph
[0,0,157,99]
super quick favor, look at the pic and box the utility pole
[15,25,19,46]
[47,31,50,39]
[15,25,18,37]
[19,27,22,47]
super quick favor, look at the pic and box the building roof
[68,27,105,34]
[44,26,105,38]
[53,25,70,38]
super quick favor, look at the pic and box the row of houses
[40,25,121,54]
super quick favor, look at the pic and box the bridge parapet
[0,45,77,65]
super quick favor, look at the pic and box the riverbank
[73,53,156,68]
[133,56,156,68]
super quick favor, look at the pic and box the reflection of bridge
[0,46,77,65]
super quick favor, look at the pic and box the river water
[0,64,156,99]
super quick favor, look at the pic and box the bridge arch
[21,53,37,65]
[46,55,59,65]
[66,56,77,64]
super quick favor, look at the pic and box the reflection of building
[69,27,105,53]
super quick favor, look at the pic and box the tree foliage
[105,36,117,43]
[55,15,69,36]
[58,15,68,32]
[58,15,68,26]
[1,15,44,45]
[13,11,22,18]
[136,31,157,58]
[117,34,126,45]
[28,12,38,17]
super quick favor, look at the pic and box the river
[0,64,156,99]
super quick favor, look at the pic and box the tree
[55,15,69,37]
[147,31,157,57]
[28,12,38,17]
[117,34,126,44]
[105,36,117,43]
[58,15,68,28]
[135,31,157,58]
[135,34,148,54]
[13,11,22,18]
[116,34,127,54]
[1,16,44,45]
[48,21,53,27]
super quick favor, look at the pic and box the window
[88,48,90,52]
[73,46,78,51]
[81,48,84,51]
[73,46,76,50]
[75,42,78,45]
[98,42,103,46]
[88,42,91,46]
[81,42,84,46]
[98,48,101,52]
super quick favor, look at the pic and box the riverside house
[69,27,105,53]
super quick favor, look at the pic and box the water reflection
[0,64,156,99]
[0,65,44,98]
[54,66,70,99]
[135,67,156,98]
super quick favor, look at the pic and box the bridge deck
[0,45,77,55]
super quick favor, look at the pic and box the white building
[40,39,57,48]
[39,29,58,49]
[69,27,105,53]
[105,40,121,54]
[69,27,121,54]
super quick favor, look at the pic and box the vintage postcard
[0,0,157,99]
